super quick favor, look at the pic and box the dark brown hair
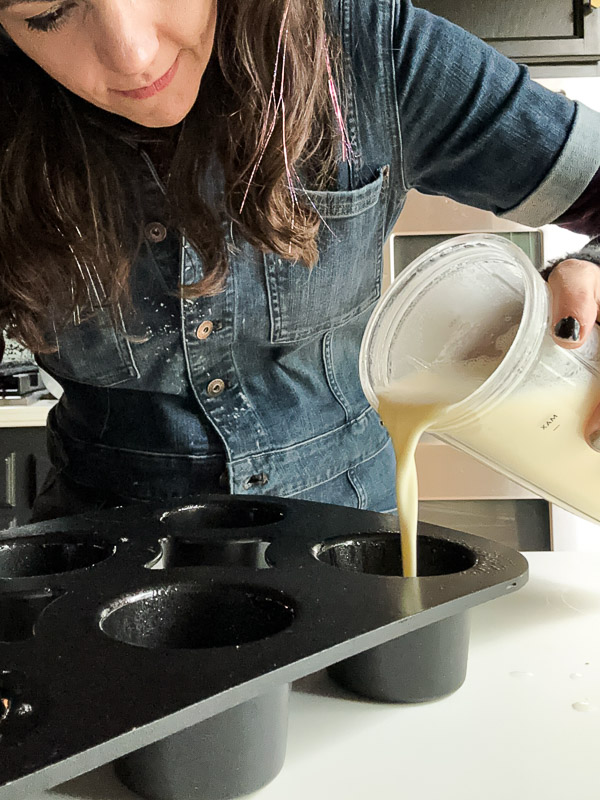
[0,0,344,352]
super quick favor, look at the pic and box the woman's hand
[547,259,600,450]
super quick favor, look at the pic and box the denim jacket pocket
[264,165,388,344]
[37,307,139,387]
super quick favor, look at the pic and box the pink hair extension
[324,43,353,163]
[239,0,292,214]
[239,7,346,245]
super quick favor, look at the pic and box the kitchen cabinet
[0,427,50,529]
[414,0,600,72]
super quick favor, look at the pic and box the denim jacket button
[145,222,167,243]
[195,321,214,340]
[243,473,269,489]
[207,378,226,396]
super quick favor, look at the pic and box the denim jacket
[37,0,600,512]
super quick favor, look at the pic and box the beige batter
[377,366,600,578]
[457,378,600,524]
[376,371,480,577]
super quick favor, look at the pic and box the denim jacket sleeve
[574,236,600,264]
[392,0,600,227]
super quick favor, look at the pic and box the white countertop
[30,552,600,800]
[0,399,54,428]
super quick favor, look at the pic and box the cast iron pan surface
[0,494,528,798]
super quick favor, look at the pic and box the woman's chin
[114,98,196,128]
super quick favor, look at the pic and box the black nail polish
[554,316,581,342]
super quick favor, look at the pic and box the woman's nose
[93,5,160,77]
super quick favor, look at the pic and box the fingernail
[588,432,600,453]
[554,316,581,342]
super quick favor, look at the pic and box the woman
[0,0,598,521]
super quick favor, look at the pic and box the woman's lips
[114,56,180,100]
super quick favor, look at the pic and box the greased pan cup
[317,532,474,702]
[328,615,470,703]
[115,686,289,800]
[101,582,295,800]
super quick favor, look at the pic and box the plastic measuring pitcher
[360,233,600,524]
